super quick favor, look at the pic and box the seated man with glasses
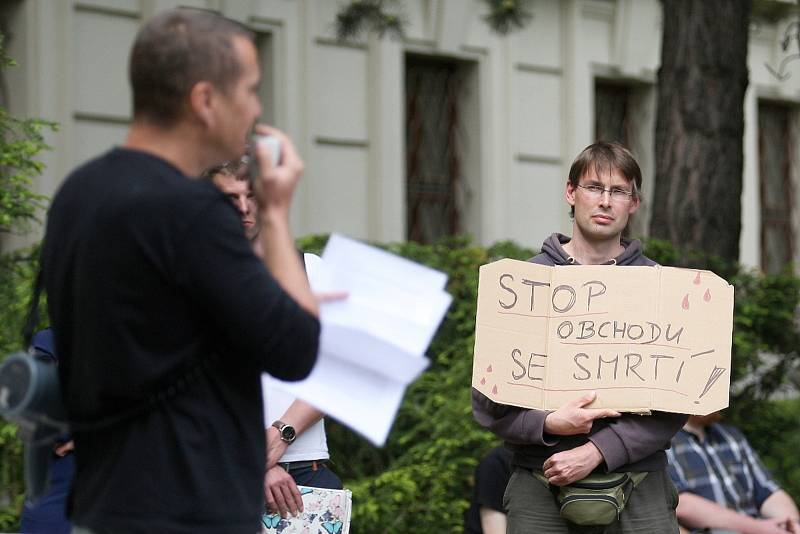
[473,141,687,533]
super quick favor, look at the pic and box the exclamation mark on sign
[694,366,726,404]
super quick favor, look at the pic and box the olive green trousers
[504,467,680,534]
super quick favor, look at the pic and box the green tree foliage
[0,36,56,235]
[0,251,42,531]
[335,0,405,41]
[0,250,35,531]
[736,396,800,500]
[0,235,797,530]
[0,106,52,234]
[632,240,800,502]
[295,235,800,533]
[643,241,800,407]
[334,0,532,42]
[296,235,533,532]
[0,33,54,531]
[481,0,533,35]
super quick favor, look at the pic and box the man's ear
[565,181,577,208]
[628,195,641,215]
[188,81,216,129]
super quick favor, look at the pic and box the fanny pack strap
[533,470,648,505]
[628,472,647,487]
[534,471,648,488]
[22,266,44,348]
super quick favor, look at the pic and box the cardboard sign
[472,259,734,415]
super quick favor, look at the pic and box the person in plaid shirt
[666,412,799,534]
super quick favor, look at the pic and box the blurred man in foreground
[41,9,319,534]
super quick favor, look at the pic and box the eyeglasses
[577,184,635,202]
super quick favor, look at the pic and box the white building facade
[3,0,800,270]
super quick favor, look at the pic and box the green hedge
[298,234,536,531]
[1,236,798,532]
[0,248,40,530]
[643,240,800,504]
[303,235,800,533]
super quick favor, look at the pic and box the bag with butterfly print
[261,486,351,534]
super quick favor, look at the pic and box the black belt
[279,460,326,472]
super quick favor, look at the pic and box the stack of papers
[270,234,452,445]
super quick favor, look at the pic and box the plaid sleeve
[666,444,690,493]
[738,433,781,510]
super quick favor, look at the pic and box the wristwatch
[271,420,296,443]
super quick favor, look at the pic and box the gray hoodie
[472,233,687,472]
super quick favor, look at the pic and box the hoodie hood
[532,232,656,266]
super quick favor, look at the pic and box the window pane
[595,82,630,146]
[405,56,465,244]
[758,102,794,274]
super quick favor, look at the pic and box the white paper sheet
[321,233,448,292]
[268,235,451,445]
[272,353,408,445]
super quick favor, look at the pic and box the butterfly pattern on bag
[260,486,351,534]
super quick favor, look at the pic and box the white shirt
[260,253,329,462]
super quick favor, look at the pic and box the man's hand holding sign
[544,391,620,436]
[542,392,620,486]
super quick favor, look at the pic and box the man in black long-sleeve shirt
[40,9,319,534]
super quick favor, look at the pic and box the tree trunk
[650,0,751,263]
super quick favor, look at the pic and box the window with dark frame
[594,81,631,147]
[254,31,275,125]
[594,80,634,237]
[758,102,795,274]
[405,55,465,244]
